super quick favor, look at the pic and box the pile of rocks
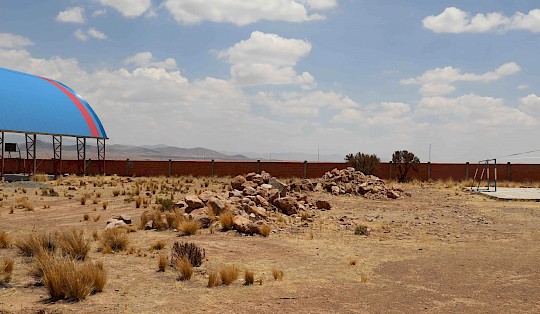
[290,167,403,199]
[172,171,331,236]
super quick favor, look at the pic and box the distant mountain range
[6,140,345,162]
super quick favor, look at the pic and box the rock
[243,187,257,196]
[387,190,400,199]
[144,220,153,230]
[231,175,246,190]
[255,195,270,208]
[228,190,243,198]
[273,197,299,215]
[260,183,273,190]
[331,186,340,195]
[243,204,268,218]
[245,172,257,181]
[114,215,132,224]
[172,202,186,210]
[269,177,288,197]
[233,215,258,234]
[105,219,126,230]
[189,208,211,228]
[316,200,331,210]
[208,196,227,215]
[185,195,205,209]
[267,189,280,203]
[198,191,217,203]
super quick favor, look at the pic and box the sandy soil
[0,177,539,313]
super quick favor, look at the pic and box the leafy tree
[392,150,420,182]
[345,152,381,175]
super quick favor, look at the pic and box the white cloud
[519,94,540,114]
[330,108,363,124]
[401,62,520,96]
[217,31,315,88]
[518,84,529,90]
[124,52,177,70]
[93,9,107,17]
[74,29,88,41]
[162,0,326,25]
[423,7,540,33]
[330,102,411,126]
[88,28,108,40]
[97,0,152,18]
[56,7,85,24]
[0,33,33,49]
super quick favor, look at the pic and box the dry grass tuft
[135,196,142,208]
[83,214,90,221]
[272,267,284,281]
[175,256,193,281]
[80,196,87,205]
[178,220,200,236]
[218,211,234,230]
[259,224,271,237]
[360,272,369,283]
[102,201,108,210]
[15,197,33,211]
[93,214,101,222]
[348,258,357,266]
[100,229,129,252]
[0,231,11,248]
[158,255,167,272]
[219,265,240,285]
[16,232,56,257]
[112,190,120,197]
[37,254,106,301]
[354,225,370,236]
[150,240,166,251]
[244,269,254,285]
[170,242,205,267]
[57,228,90,261]
[207,269,220,287]
[0,256,14,286]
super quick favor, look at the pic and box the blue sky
[1,0,540,162]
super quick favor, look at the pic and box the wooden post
[126,159,130,176]
[507,162,511,182]
[303,160,307,179]
[427,162,431,181]
[389,161,393,180]
[211,159,215,177]
[465,162,469,180]
[168,159,172,177]
[257,160,260,174]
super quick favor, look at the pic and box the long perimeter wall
[2,159,540,182]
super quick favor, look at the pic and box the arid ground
[0,176,539,313]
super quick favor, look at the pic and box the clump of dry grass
[300,211,310,220]
[83,214,90,221]
[102,201,108,210]
[0,256,14,286]
[15,197,33,211]
[100,228,129,252]
[178,220,200,236]
[219,211,234,230]
[16,232,56,257]
[158,255,167,272]
[354,225,370,236]
[348,258,357,266]
[93,214,101,222]
[80,196,87,205]
[170,241,205,268]
[259,224,271,237]
[207,269,220,287]
[112,190,120,197]
[219,265,239,285]
[165,210,185,230]
[37,254,106,301]
[57,228,90,261]
[135,196,142,208]
[175,256,193,281]
[244,269,254,285]
[150,240,166,251]
[272,267,284,281]
[0,231,11,248]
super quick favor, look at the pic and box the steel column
[53,135,62,175]
[0,131,4,177]
[97,138,106,175]
[25,133,36,175]
[77,137,86,175]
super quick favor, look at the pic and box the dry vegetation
[0,175,539,313]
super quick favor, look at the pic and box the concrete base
[467,187,540,201]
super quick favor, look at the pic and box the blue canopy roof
[0,67,107,139]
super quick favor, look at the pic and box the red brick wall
[2,159,540,182]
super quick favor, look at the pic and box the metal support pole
[256,160,260,174]
[211,159,215,177]
[303,160,307,179]
[389,161,393,180]
[427,162,431,181]
[126,159,130,176]
[0,131,4,178]
[465,162,469,181]
[33,134,36,175]
[168,159,172,177]
[97,138,106,175]
[494,159,497,192]
[53,135,62,175]
[507,162,511,182]
[25,133,36,176]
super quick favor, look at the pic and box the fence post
[211,159,215,177]
[126,159,130,176]
[507,162,511,182]
[168,159,172,177]
[389,161,393,180]
[465,162,469,180]
[427,162,431,181]
[257,160,260,174]
[303,161,307,179]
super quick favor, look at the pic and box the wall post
[389,161,393,180]
[303,161,308,179]
[211,159,215,177]
[427,162,431,181]
[168,159,172,177]
[126,159,130,176]
[507,162,511,182]
[257,160,260,174]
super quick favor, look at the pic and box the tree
[392,150,420,182]
[345,152,381,175]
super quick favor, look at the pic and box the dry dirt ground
[0,176,539,313]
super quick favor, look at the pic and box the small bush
[15,197,33,211]
[16,232,56,257]
[112,190,120,197]
[207,269,220,287]
[345,152,381,175]
[57,228,90,261]
[244,269,254,285]
[135,197,142,208]
[165,210,185,230]
[83,214,90,221]
[159,199,175,212]
[80,196,87,205]
[170,242,205,267]
[354,225,370,236]
[150,240,166,251]
[175,256,193,281]
[272,268,284,281]
[158,255,167,272]
[0,256,14,286]
[178,220,200,236]
[0,231,11,248]
[260,224,271,237]
[219,265,239,285]
[100,229,129,252]
[102,201,108,210]
[219,211,234,230]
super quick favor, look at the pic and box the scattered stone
[184,195,205,209]
[231,175,246,190]
[316,200,331,210]
[273,197,299,215]
[105,219,126,230]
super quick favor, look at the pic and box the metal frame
[471,158,498,192]
[0,131,3,178]
[77,137,86,176]
[97,138,106,175]
[53,135,62,175]
[25,133,36,175]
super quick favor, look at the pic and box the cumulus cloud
[74,28,108,41]
[56,7,85,24]
[423,7,540,33]
[93,9,107,17]
[74,29,88,41]
[401,62,520,96]
[217,31,315,88]
[123,52,177,70]
[0,33,33,49]
[162,0,327,25]
[97,0,152,18]
[519,94,540,114]
[330,102,411,126]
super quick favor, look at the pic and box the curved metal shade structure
[0,67,107,139]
